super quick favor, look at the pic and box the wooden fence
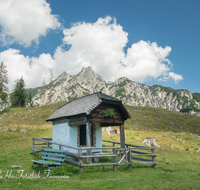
[31,137,158,172]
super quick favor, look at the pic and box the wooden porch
[30,137,158,172]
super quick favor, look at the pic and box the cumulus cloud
[0,16,183,91]
[0,0,61,47]
[168,72,183,83]
[122,40,172,81]
[163,72,183,83]
[54,16,128,80]
[0,49,55,91]
[54,16,183,83]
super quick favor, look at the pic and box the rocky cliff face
[32,66,200,116]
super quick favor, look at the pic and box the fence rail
[31,137,158,172]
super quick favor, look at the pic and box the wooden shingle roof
[46,92,131,121]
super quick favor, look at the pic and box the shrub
[99,108,116,118]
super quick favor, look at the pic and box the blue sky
[0,0,199,93]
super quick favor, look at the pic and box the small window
[80,124,86,146]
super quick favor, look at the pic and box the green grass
[124,105,200,135]
[0,101,66,127]
[0,103,200,189]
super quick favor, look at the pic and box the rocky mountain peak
[81,66,93,72]
[75,66,105,83]
[32,67,200,117]
[57,71,69,80]
[79,66,96,78]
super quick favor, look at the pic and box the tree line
[0,61,54,111]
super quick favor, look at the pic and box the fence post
[128,147,132,169]
[32,138,35,149]
[47,142,50,148]
[113,148,117,172]
[79,147,83,173]
[125,148,128,163]
[120,124,125,148]
[59,145,61,150]
[151,148,157,168]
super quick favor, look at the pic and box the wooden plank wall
[89,103,124,125]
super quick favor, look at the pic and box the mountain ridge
[30,66,200,116]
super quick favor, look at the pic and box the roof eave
[46,113,88,122]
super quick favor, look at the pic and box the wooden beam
[86,122,91,147]
[91,114,121,120]
[70,121,87,126]
[89,118,123,124]
[82,163,116,167]
[100,123,121,127]
[69,116,87,126]
[64,159,80,167]
[120,124,125,148]
[101,100,121,105]
[86,122,92,163]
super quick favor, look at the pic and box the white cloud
[0,0,61,47]
[0,16,183,91]
[54,16,182,83]
[0,48,55,91]
[54,16,128,80]
[168,72,183,83]
[159,72,183,83]
[122,40,172,81]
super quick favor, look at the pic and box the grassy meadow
[0,102,200,189]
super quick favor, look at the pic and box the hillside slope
[0,102,200,136]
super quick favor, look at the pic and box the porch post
[86,121,91,147]
[120,123,125,148]
[86,121,92,163]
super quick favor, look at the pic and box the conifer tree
[28,92,33,107]
[11,77,27,107]
[0,62,9,108]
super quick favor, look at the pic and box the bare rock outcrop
[31,66,200,116]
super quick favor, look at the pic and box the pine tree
[11,77,27,107]
[28,92,33,107]
[0,62,9,108]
